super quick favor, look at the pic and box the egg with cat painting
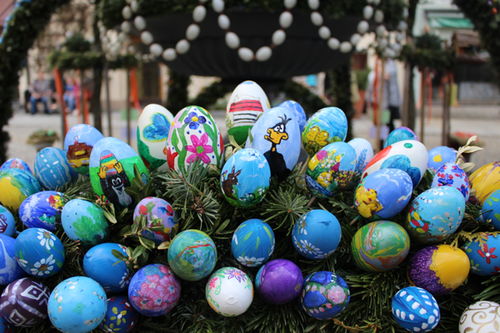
[64,124,104,174]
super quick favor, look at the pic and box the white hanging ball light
[238,47,254,62]
[311,12,323,26]
[225,32,240,49]
[398,21,408,31]
[318,26,331,39]
[121,21,131,33]
[363,6,374,20]
[127,45,136,54]
[272,30,286,45]
[218,14,230,30]
[340,42,352,53]
[376,25,386,37]
[212,0,225,13]
[140,31,154,45]
[373,0,381,5]
[163,48,177,61]
[279,12,293,29]
[357,21,369,34]
[284,0,297,9]
[150,43,163,57]
[186,24,200,40]
[378,38,388,49]
[193,5,207,22]
[308,0,320,10]
[176,39,190,54]
[256,46,272,62]
[327,38,340,50]
[122,6,132,19]
[130,0,139,12]
[396,32,405,43]
[350,33,361,45]
[134,16,146,30]
[374,10,384,23]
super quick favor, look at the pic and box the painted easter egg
[0,169,41,210]
[292,210,341,260]
[133,197,177,245]
[391,287,440,333]
[226,80,270,145]
[19,191,65,231]
[355,168,413,219]
[166,105,223,174]
[431,163,470,200]
[0,158,32,174]
[231,219,275,267]
[15,228,64,277]
[61,199,108,245]
[128,264,181,316]
[246,106,301,180]
[137,104,174,169]
[459,301,500,333]
[34,147,77,190]
[99,296,139,333]
[351,221,410,272]
[348,138,374,173]
[83,243,130,293]
[167,230,217,281]
[221,148,271,207]
[427,146,457,173]
[301,271,350,320]
[464,234,500,276]
[255,259,303,304]
[0,235,24,285]
[302,107,348,156]
[48,276,107,333]
[481,189,500,230]
[384,127,418,148]
[0,205,16,236]
[363,140,428,187]
[409,244,470,296]
[469,161,500,204]
[306,142,358,198]
[0,278,50,327]
[278,100,307,132]
[64,124,104,174]
[405,187,465,244]
[206,267,253,317]
[89,137,149,208]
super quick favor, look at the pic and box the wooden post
[376,59,385,152]
[419,68,427,143]
[53,68,68,143]
[401,62,411,128]
[441,72,451,146]
[126,68,131,145]
[79,69,85,124]
[104,66,112,136]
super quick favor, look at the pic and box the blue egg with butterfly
[19,191,65,231]
[0,158,32,174]
[34,147,77,190]
[231,219,275,267]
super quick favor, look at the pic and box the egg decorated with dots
[34,147,77,190]
[391,286,440,332]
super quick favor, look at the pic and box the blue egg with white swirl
[392,286,440,332]
[0,158,32,174]
[348,138,374,173]
[278,100,307,132]
[34,147,77,190]
[231,219,275,267]
[0,205,16,237]
[19,191,65,231]
[0,234,24,285]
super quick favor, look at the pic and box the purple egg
[255,259,303,304]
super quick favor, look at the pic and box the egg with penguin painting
[302,107,348,156]
[34,147,77,190]
[231,218,275,267]
[64,124,104,174]
[278,100,306,131]
[391,286,440,332]
[19,191,65,231]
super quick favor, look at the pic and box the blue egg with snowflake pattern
[34,147,77,190]
[431,163,470,200]
[0,205,16,237]
[231,219,275,267]
[481,190,500,230]
[0,234,25,285]
[99,296,139,333]
[392,286,440,332]
[464,234,500,276]
[0,158,32,174]
[15,228,64,278]
[83,243,130,293]
[19,191,65,231]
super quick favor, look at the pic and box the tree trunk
[90,1,103,131]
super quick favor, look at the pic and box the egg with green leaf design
[61,199,108,246]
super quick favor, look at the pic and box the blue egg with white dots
[278,100,307,132]
[34,147,77,190]
[231,219,275,267]
[0,205,16,237]
[392,286,440,332]
[0,158,32,174]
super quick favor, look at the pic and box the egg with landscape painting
[0,158,32,174]
[278,100,307,131]
[0,168,41,210]
[431,163,470,200]
[64,124,104,174]
[34,147,77,190]
[363,140,428,187]
[464,233,500,276]
[427,146,456,173]
[89,137,149,208]
[0,205,16,236]
[0,234,24,285]
[165,106,223,175]
[137,104,174,169]
[481,189,500,230]
[469,161,500,204]
[19,191,65,231]
[384,127,418,148]
[61,199,108,245]
[231,219,275,267]
[348,138,374,173]
[226,80,270,145]
[302,107,348,156]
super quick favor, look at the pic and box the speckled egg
[392,287,440,333]
[34,147,77,190]
[348,138,374,173]
[301,271,350,320]
[231,219,275,267]
[0,235,24,285]
[351,221,410,272]
[221,148,271,207]
[64,124,104,174]
[354,168,413,219]
[278,100,307,132]
[137,104,174,169]
[19,191,65,231]
[0,278,50,327]
[405,187,465,244]
[0,205,16,236]
[363,140,428,187]
[206,267,253,317]
[292,210,341,260]
[246,106,301,180]
[306,142,358,197]
[89,137,149,208]
[431,163,470,200]
[15,228,64,278]
[384,127,418,148]
[255,259,303,304]
[62,199,108,245]
[302,107,348,156]
[427,146,457,173]
[459,301,500,333]
[470,161,500,204]
[0,168,41,210]
[409,245,470,296]
[128,264,181,317]
[133,197,178,245]
[0,158,32,174]
[166,105,223,174]
[481,189,500,230]
[99,296,139,333]
[83,243,130,293]
[167,230,217,281]
[48,276,107,333]
[464,234,500,276]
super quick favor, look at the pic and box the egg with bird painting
[348,138,374,173]
[0,169,41,210]
[35,147,77,190]
[64,124,104,174]
[302,107,348,156]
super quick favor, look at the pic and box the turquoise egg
[405,187,465,244]
[278,100,307,132]
[221,148,271,207]
[348,138,374,173]
[428,146,456,172]
[0,234,24,285]
[231,219,275,267]
[34,147,77,190]
[0,158,32,174]
[99,296,139,333]
[464,233,500,276]
[302,107,348,156]
[64,124,104,174]
[431,163,470,200]
[48,276,107,333]
[15,228,65,277]
[167,230,217,281]
[246,106,301,180]
[19,191,65,231]
[61,199,108,245]
[481,189,500,230]
[384,127,418,148]
[0,205,16,236]
[0,168,41,210]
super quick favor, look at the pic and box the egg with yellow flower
[302,107,347,156]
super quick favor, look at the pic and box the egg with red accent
[464,233,500,276]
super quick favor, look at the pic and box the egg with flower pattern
[302,107,348,156]
[431,163,470,200]
[231,219,275,267]
[427,146,457,173]
[99,296,139,333]
[464,233,500,276]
